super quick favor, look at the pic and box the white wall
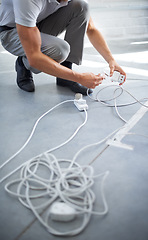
[89,0,148,40]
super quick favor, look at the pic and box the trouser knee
[52,40,70,63]
[24,39,70,74]
[40,33,70,63]
[72,0,89,20]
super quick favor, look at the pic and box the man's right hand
[78,72,104,89]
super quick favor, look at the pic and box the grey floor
[0,8,148,240]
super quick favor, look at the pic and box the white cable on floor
[0,121,121,185]
[0,103,88,184]
[2,109,148,235]
[0,99,87,170]
[4,152,109,236]
[2,80,148,236]
[87,83,148,124]
[114,88,128,123]
[0,96,111,236]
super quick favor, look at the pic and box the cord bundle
[5,153,108,236]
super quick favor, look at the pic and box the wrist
[70,70,82,84]
[108,57,115,64]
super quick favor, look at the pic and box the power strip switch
[50,202,76,222]
[74,93,88,111]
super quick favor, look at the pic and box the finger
[110,66,115,76]
[119,78,126,85]
[96,75,105,80]
[115,66,126,77]
[96,80,103,86]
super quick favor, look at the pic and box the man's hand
[87,17,126,85]
[79,73,104,89]
[109,59,126,85]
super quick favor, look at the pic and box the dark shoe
[15,56,35,92]
[56,60,92,96]
[57,78,92,96]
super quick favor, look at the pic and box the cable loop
[5,153,109,236]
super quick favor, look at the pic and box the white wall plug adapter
[103,70,125,84]
[111,71,125,84]
[50,202,76,222]
[74,93,88,111]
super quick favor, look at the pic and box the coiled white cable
[0,97,111,236]
[4,153,109,236]
[2,81,148,236]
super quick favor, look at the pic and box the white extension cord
[1,94,109,236]
[4,153,109,236]
[87,84,148,123]
[1,80,148,237]
[0,98,87,171]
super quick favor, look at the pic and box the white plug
[103,70,125,84]
[74,93,88,111]
[50,202,76,222]
[111,71,125,84]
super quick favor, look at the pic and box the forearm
[86,18,126,79]
[87,28,114,63]
[87,17,115,63]
[29,51,80,82]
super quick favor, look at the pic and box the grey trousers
[0,0,89,74]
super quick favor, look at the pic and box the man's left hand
[109,59,126,85]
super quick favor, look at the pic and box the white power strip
[74,93,88,111]
[50,202,76,222]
